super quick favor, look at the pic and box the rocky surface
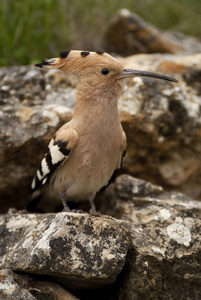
[0,212,131,289]
[119,53,201,200]
[0,175,200,299]
[0,66,75,211]
[100,175,201,299]
[104,9,201,56]
[1,53,201,211]
[0,269,79,300]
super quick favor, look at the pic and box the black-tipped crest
[81,51,90,57]
[96,50,105,55]
[59,50,71,59]
[35,59,50,68]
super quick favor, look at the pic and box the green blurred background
[1,0,201,66]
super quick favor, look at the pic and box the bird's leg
[59,192,70,212]
[88,194,96,213]
[88,194,99,215]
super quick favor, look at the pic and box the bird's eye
[101,68,109,75]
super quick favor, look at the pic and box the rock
[101,175,201,299]
[1,53,201,211]
[0,175,200,298]
[119,53,201,200]
[0,269,79,300]
[0,66,74,212]
[104,9,201,56]
[0,212,131,289]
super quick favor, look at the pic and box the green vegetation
[0,0,201,66]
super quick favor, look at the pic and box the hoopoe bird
[27,50,178,212]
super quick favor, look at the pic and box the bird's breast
[48,106,124,200]
[73,124,121,181]
[58,125,121,199]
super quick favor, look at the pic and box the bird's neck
[71,92,122,140]
[73,81,122,122]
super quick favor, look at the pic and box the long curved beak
[119,68,178,83]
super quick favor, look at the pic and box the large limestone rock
[0,175,200,299]
[0,66,75,211]
[0,212,131,289]
[119,53,201,200]
[101,175,201,299]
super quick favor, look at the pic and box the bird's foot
[72,209,86,214]
[62,206,70,212]
[8,208,28,214]
[89,209,102,217]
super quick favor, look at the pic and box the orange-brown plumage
[28,50,178,212]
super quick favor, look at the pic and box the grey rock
[0,175,200,298]
[119,53,201,200]
[104,9,201,55]
[102,175,201,299]
[0,212,131,289]
[0,66,74,212]
[0,269,79,300]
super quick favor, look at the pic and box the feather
[28,127,78,204]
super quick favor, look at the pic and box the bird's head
[36,50,124,85]
[36,50,178,97]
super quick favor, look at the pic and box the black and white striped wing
[28,127,78,204]
[30,139,70,192]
